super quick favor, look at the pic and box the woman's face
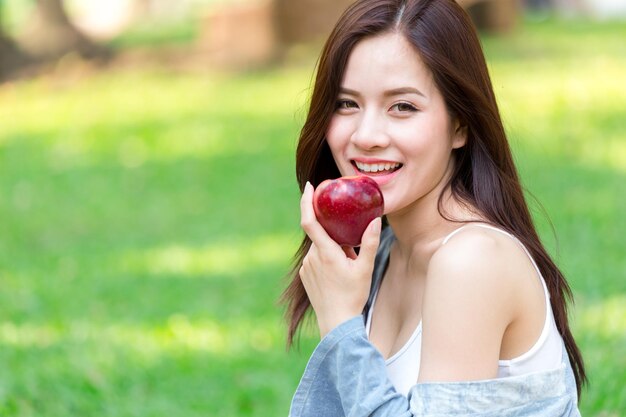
[326,32,466,216]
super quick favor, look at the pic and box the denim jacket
[289,316,580,416]
[289,228,581,417]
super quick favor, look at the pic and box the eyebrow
[339,86,426,98]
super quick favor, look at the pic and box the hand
[299,182,382,338]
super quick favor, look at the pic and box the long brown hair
[281,0,586,394]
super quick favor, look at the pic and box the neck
[386,185,480,274]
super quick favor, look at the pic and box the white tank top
[365,224,564,396]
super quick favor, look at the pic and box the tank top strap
[442,223,516,245]
[441,223,550,301]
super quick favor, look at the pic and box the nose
[350,109,390,150]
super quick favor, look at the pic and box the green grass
[0,17,624,416]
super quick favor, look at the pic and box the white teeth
[355,161,401,173]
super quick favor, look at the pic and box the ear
[451,119,467,150]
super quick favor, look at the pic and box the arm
[298,182,382,338]
[293,182,413,416]
[289,315,574,417]
[289,316,413,417]
[293,186,574,416]
[418,230,517,382]
[291,227,516,416]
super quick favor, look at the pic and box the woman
[282,0,585,415]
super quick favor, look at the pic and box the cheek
[326,116,352,154]
[394,115,453,157]
[390,123,430,156]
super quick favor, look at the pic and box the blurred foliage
[106,19,199,50]
[0,14,624,417]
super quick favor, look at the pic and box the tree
[0,2,32,81]
[18,0,111,62]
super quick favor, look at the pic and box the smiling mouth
[353,161,403,174]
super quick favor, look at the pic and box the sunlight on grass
[575,296,626,340]
[154,315,281,355]
[107,315,283,357]
[120,233,300,277]
[0,322,61,348]
[0,68,308,169]
[491,56,626,172]
[0,317,283,357]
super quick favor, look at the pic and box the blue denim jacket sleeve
[289,316,581,417]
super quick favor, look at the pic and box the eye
[336,99,359,110]
[390,102,418,112]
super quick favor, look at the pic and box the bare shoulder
[418,225,541,381]
[423,225,543,339]
[428,225,537,292]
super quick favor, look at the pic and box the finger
[357,217,382,267]
[342,246,358,260]
[300,182,340,251]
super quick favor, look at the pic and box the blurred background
[0,0,624,416]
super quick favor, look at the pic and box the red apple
[313,176,384,247]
